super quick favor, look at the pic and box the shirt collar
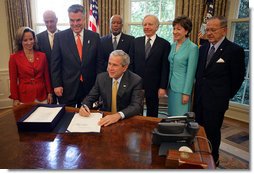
[73,29,84,38]
[112,33,122,41]
[112,73,124,84]
[210,36,225,51]
[47,30,58,36]
[145,34,156,45]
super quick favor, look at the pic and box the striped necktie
[145,38,151,59]
[206,46,215,67]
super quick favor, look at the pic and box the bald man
[129,15,171,117]
[37,10,60,104]
[101,15,135,71]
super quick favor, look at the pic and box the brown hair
[173,16,192,37]
[14,27,38,52]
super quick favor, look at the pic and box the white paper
[67,113,103,133]
[23,106,63,122]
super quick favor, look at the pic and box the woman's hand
[182,94,190,104]
[13,100,20,107]
[47,93,53,104]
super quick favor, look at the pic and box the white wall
[0,0,12,108]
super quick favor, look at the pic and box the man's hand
[54,87,63,97]
[98,113,121,127]
[158,88,167,98]
[79,105,91,117]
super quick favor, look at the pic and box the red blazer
[9,50,52,103]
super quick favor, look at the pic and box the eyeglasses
[205,27,225,33]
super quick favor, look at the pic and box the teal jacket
[168,38,198,95]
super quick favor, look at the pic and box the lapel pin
[123,84,126,88]
[88,40,90,44]
[220,48,223,51]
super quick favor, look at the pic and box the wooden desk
[0,103,215,169]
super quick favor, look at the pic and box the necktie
[206,46,215,67]
[77,33,83,60]
[111,80,118,113]
[113,36,117,50]
[77,33,83,81]
[145,38,151,59]
[49,33,54,49]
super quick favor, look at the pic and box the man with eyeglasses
[193,16,245,167]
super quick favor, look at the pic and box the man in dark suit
[79,50,144,127]
[193,16,245,166]
[51,4,104,107]
[100,15,134,71]
[37,10,59,104]
[129,15,170,117]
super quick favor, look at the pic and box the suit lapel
[117,72,128,98]
[117,34,126,49]
[140,36,146,60]
[206,38,228,69]
[67,29,81,64]
[43,31,51,53]
[107,35,114,50]
[105,75,113,110]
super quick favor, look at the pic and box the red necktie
[77,33,83,81]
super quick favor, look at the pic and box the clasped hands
[79,105,121,127]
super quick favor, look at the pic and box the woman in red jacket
[9,27,53,106]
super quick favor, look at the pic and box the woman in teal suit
[168,16,198,116]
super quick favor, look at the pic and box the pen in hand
[82,104,91,115]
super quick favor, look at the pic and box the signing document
[67,113,103,133]
[23,106,62,122]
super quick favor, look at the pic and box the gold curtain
[84,0,123,36]
[175,0,227,44]
[6,0,32,52]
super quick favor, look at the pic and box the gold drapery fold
[175,0,227,44]
[6,0,32,52]
[84,0,123,36]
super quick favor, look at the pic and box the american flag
[88,0,100,33]
[198,0,214,46]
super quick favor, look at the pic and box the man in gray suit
[51,4,104,107]
[79,50,144,127]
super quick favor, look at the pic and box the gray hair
[68,4,85,15]
[208,16,228,28]
[110,50,130,66]
[142,15,160,27]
